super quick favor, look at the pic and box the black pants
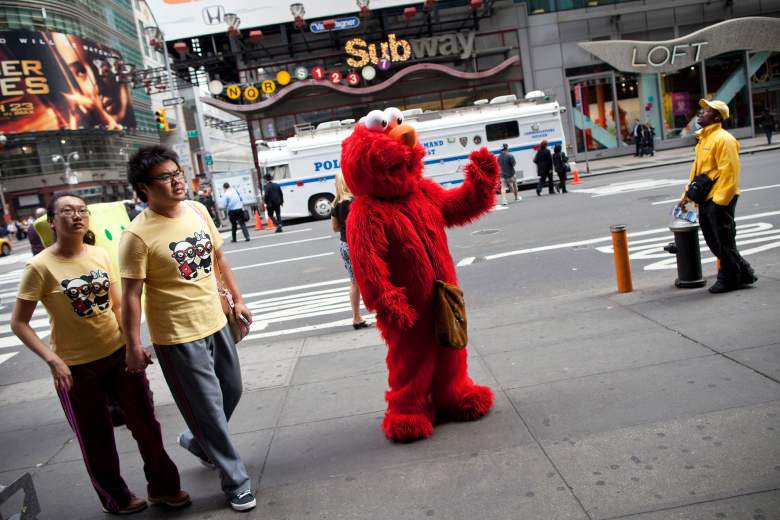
[267,205,282,227]
[635,138,641,156]
[765,128,773,145]
[228,209,249,241]
[699,196,753,286]
[556,171,567,193]
[536,171,554,194]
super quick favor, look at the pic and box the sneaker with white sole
[230,490,257,511]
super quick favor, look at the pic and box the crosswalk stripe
[0,352,18,366]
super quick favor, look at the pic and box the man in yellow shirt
[679,99,756,293]
[119,146,256,512]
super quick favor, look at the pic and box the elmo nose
[388,123,418,149]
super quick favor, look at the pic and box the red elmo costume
[341,107,500,442]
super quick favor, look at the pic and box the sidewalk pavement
[1,255,778,519]
[579,135,780,177]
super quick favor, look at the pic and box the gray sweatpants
[154,325,250,497]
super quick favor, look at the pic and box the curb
[581,143,780,178]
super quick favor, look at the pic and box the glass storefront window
[750,51,780,131]
[569,75,620,153]
[660,65,703,139]
[615,73,640,146]
[704,51,750,129]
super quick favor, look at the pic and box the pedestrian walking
[552,143,569,193]
[120,146,257,512]
[641,124,655,156]
[263,173,284,233]
[221,182,249,242]
[10,193,189,515]
[27,207,47,255]
[7,220,17,240]
[761,109,775,145]
[331,172,369,329]
[498,143,519,205]
[632,118,642,156]
[534,140,555,196]
[678,99,756,294]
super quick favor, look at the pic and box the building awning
[201,55,520,118]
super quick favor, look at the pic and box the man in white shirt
[221,183,249,242]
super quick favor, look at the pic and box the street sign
[260,80,276,94]
[162,96,185,107]
[312,66,325,80]
[244,85,259,101]
[225,84,241,99]
[187,130,199,138]
[310,16,360,33]
[204,153,213,166]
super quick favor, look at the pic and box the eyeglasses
[59,207,90,218]
[150,169,185,184]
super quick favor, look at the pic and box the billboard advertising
[0,30,136,134]
[146,0,416,40]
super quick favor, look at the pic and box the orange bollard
[716,258,721,272]
[265,206,275,230]
[254,210,263,230]
[611,224,633,293]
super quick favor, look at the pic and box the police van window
[486,121,519,142]
[267,164,290,179]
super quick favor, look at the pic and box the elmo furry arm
[438,147,499,227]
[347,202,418,330]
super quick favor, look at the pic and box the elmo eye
[364,110,387,132]
[383,107,403,129]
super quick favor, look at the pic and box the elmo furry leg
[432,347,494,422]
[381,323,437,442]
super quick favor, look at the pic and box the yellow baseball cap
[699,99,729,120]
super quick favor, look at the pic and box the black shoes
[740,272,758,286]
[708,280,737,294]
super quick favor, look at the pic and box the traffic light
[155,109,169,131]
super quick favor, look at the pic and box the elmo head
[341,107,426,199]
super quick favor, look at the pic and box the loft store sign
[631,42,709,67]
[345,31,476,68]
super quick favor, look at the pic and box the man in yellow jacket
[678,99,756,293]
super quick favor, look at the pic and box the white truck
[256,95,567,220]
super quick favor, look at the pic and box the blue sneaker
[230,490,256,512]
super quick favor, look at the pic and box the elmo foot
[436,384,494,422]
[382,410,434,443]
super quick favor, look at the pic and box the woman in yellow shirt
[11,194,189,515]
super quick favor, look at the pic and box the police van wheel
[309,194,334,220]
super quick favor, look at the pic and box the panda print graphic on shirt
[170,231,214,280]
[60,269,111,317]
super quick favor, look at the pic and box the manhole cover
[471,228,501,236]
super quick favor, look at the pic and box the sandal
[352,321,370,330]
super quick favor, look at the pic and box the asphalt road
[1,149,779,384]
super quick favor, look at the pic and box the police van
[257,94,567,220]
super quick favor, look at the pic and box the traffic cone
[571,162,582,185]
[254,210,263,230]
[265,206,275,230]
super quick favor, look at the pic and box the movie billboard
[0,30,136,134]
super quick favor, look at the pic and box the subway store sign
[345,31,475,68]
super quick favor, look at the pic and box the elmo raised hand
[341,107,500,442]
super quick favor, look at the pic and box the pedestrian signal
[155,109,169,131]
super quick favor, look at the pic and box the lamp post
[52,151,80,185]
